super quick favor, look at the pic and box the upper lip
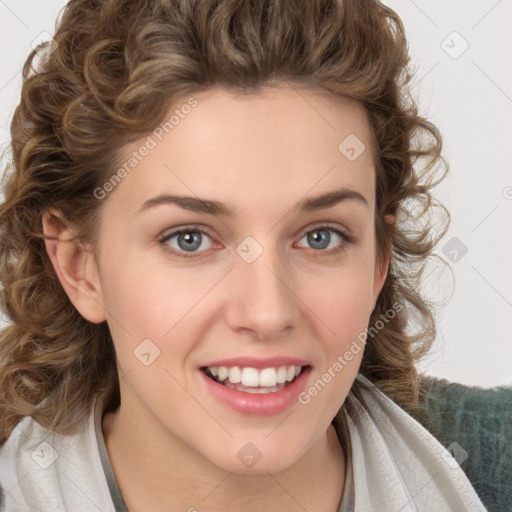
[200,356,311,369]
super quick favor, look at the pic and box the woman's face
[92,84,387,473]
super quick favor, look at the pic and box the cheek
[306,258,376,338]
[100,249,201,333]
[98,250,219,377]
[295,272,372,428]
[298,265,375,407]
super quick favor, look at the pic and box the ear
[371,214,395,310]
[42,208,107,324]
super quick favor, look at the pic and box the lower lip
[198,367,312,416]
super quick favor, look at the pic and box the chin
[201,437,309,476]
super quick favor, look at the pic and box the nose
[224,241,299,341]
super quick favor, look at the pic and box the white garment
[0,397,115,512]
[0,375,487,511]
[344,375,487,511]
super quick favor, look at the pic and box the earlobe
[42,209,107,324]
[372,248,391,310]
[371,215,395,311]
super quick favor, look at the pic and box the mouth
[200,364,309,394]
[198,356,312,415]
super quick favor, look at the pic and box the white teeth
[222,380,287,394]
[241,367,260,387]
[228,366,242,384]
[206,364,304,388]
[243,386,280,394]
[259,367,277,387]
[217,366,228,381]
[276,366,288,384]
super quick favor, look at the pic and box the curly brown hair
[0,0,448,445]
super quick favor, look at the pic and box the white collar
[341,374,486,511]
[94,374,486,511]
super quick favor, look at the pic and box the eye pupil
[178,231,202,251]
[308,229,330,249]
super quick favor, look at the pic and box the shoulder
[341,374,487,511]
[0,399,114,512]
[0,413,65,510]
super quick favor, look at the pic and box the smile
[198,360,312,415]
[203,365,304,393]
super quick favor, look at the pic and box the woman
[0,0,487,510]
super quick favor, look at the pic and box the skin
[43,84,389,511]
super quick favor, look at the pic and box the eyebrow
[136,187,369,217]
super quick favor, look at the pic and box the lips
[198,356,312,415]
[201,356,311,369]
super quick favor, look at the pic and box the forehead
[104,84,376,217]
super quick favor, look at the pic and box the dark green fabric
[412,376,512,512]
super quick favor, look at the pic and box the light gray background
[1,1,511,388]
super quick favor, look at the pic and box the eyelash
[157,224,354,259]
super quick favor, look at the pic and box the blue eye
[159,227,214,258]
[158,224,352,259]
[296,226,349,252]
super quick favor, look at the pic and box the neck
[102,398,346,512]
